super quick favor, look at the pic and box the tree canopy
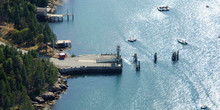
[0,0,56,46]
[0,45,58,110]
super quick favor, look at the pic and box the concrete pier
[50,54,122,75]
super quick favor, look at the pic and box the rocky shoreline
[32,74,68,110]
[32,1,68,109]
[48,0,64,13]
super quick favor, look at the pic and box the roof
[36,7,47,16]
[59,53,66,56]
[56,40,71,44]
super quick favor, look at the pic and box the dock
[36,7,74,22]
[47,14,74,22]
[50,54,122,75]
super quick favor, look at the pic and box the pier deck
[50,54,122,75]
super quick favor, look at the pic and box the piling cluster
[171,51,179,62]
[133,53,140,71]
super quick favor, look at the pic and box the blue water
[50,0,220,109]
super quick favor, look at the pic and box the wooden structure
[55,40,71,49]
[36,7,47,20]
[136,61,140,71]
[36,7,74,22]
[154,53,157,63]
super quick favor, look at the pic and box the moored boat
[177,39,187,45]
[157,6,169,11]
[201,105,208,109]
[128,38,137,42]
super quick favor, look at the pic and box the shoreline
[48,0,64,13]
[32,74,68,110]
[33,0,68,110]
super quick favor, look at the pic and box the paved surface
[50,54,117,68]
[0,41,27,54]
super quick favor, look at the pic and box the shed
[37,7,47,16]
[56,40,71,48]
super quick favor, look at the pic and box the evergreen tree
[0,49,5,63]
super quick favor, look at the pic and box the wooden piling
[154,53,157,63]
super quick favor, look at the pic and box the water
[50,0,220,109]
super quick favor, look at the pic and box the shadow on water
[65,72,122,79]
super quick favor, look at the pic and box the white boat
[177,39,187,45]
[201,105,208,109]
[157,6,169,11]
[128,38,137,42]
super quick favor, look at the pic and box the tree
[43,22,56,43]
[0,49,5,63]
[14,5,21,29]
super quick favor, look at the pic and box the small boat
[128,38,137,42]
[157,6,169,11]
[177,39,187,45]
[201,105,208,109]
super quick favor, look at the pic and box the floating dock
[50,54,122,75]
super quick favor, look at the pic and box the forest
[0,0,56,46]
[0,45,58,110]
[0,0,59,109]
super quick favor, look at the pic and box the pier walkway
[47,13,74,22]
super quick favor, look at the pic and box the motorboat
[157,6,169,11]
[128,38,137,42]
[201,105,208,109]
[177,39,187,45]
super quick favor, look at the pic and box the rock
[33,104,44,109]
[41,92,55,101]
[63,79,67,84]
[35,96,45,104]
[59,84,67,90]
[57,78,62,84]
[32,101,38,105]
[49,84,62,92]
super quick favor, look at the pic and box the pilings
[133,53,137,63]
[133,53,140,71]
[172,50,179,62]
[46,13,74,22]
[154,53,157,63]
[136,61,140,71]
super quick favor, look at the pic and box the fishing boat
[157,6,169,11]
[177,39,187,45]
[128,38,137,42]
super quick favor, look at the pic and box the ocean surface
[50,0,220,109]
